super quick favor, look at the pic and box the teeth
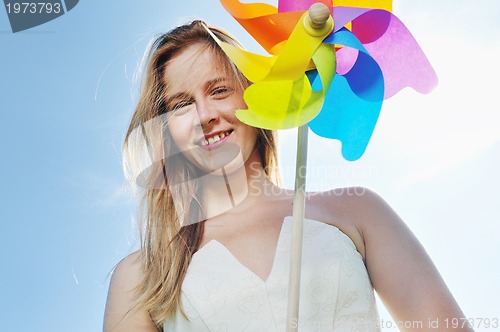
[201,131,231,146]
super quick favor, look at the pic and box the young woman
[103,20,471,331]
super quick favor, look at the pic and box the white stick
[286,124,308,331]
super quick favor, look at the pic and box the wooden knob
[308,3,330,29]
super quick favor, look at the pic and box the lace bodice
[164,217,380,331]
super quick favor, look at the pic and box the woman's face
[163,43,258,174]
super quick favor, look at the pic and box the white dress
[164,217,380,331]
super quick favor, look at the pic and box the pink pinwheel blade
[352,10,438,98]
[278,0,331,12]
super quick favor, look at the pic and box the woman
[103,20,471,331]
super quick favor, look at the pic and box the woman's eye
[169,101,193,115]
[212,86,233,98]
[173,101,190,109]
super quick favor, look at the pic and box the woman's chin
[187,142,244,174]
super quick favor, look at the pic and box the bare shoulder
[103,251,159,332]
[316,186,393,218]
[307,186,395,259]
[310,187,471,329]
[111,251,143,285]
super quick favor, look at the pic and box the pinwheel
[211,0,438,330]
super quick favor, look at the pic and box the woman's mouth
[198,130,233,150]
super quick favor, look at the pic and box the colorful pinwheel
[216,0,437,160]
[212,0,438,329]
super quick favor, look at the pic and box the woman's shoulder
[107,250,144,301]
[308,186,390,223]
[108,250,149,300]
[111,250,143,282]
[306,186,395,259]
[104,250,159,331]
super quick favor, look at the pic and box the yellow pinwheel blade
[235,43,336,129]
[207,6,337,130]
[207,11,332,82]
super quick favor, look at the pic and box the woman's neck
[198,153,280,219]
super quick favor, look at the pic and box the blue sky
[0,1,498,331]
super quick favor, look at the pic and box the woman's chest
[165,218,379,331]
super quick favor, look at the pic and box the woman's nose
[196,99,219,127]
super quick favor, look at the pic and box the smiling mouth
[198,130,233,148]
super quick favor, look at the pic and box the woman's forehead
[164,44,231,92]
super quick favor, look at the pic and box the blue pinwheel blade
[307,28,384,161]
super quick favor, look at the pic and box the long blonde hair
[122,20,279,327]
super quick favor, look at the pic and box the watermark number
[5,2,61,14]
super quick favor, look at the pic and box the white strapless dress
[164,217,380,331]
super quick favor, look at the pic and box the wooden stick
[286,4,330,331]
[286,124,309,331]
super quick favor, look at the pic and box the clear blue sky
[1,1,498,331]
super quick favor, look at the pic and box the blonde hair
[122,20,279,327]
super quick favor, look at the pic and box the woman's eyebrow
[205,77,228,89]
[166,77,230,105]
